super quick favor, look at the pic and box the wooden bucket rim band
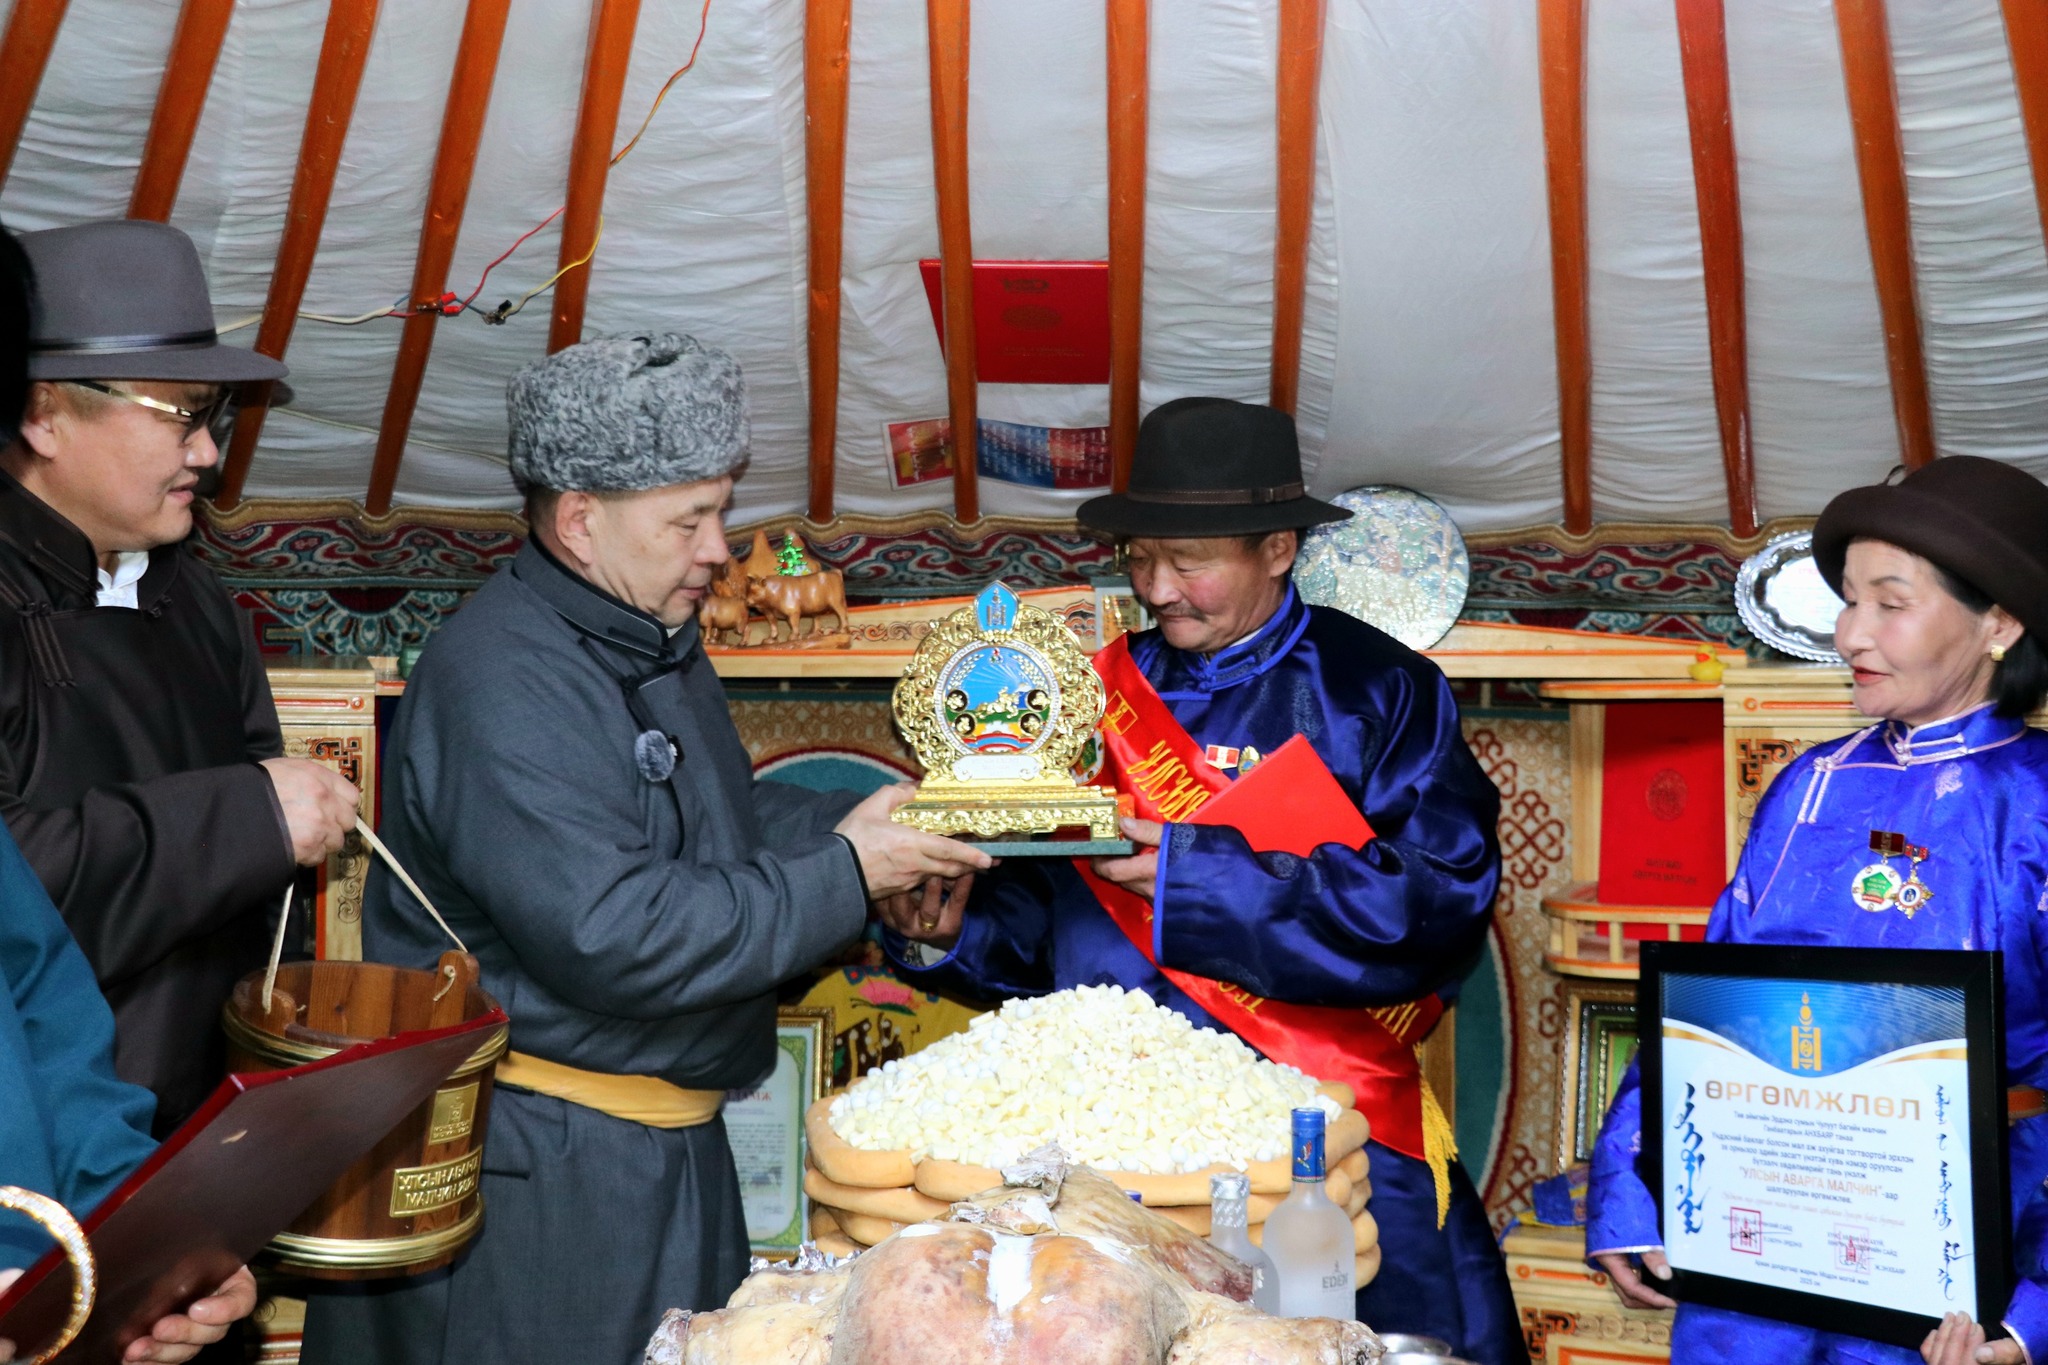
[266,1200,484,1272]
[220,1002,509,1076]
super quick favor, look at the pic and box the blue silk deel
[1587,704,2048,1363]
[887,585,1522,1364]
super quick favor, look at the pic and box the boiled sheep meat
[646,1153,1381,1365]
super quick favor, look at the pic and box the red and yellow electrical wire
[221,0,707,338]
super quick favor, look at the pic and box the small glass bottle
[1261,1107,1357,1320]
[1208,1172,1280,1313]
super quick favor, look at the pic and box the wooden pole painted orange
[2005,0,2048,240]
[548,0,643,354]
[926,0,978,522]
[805,0,853,522]
[364,0,514,517]
[0,0,71,191]
[215,0,382,509]
[1838,0,1935,469]
[1673,0,1758,538]
[1536,0,1592,535]
[1269,0,1325,415]
[129,0,236,220]
[1106,0,1148,494]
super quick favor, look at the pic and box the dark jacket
[0,471,293,1133]
[366,541,869,1087]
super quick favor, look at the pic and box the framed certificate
[724,1006,831,1258]
[1640,942,2009,1348]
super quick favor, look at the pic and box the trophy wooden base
[961,835,1136,857]
[892,780,1124,847]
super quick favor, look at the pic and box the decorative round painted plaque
[1294,486,1469,650]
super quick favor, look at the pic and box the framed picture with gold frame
[1556,983,1640,1169]
[725,1006,832,1258]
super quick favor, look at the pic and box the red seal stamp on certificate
[1730,1207,1764,1255]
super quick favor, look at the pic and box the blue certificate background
[1664,975,1966,1076]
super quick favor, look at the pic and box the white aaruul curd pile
[827,985,1338,1175]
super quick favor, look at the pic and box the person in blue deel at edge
[1587,455,2048,1365]
[877,396,1523,1365]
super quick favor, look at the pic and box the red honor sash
[1075,636,1444,1162]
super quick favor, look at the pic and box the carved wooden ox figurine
[747,567,848,642]
[699,590,752,647]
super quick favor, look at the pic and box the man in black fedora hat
[881,397,1521,1363]
[0,220,359,1135]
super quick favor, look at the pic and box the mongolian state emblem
[1790,992,1823,1072]
[890,582,1128,850]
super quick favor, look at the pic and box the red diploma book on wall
[1597,700,1724,917]
[919,259,1111,385]
[0,1015,500,1363]
[1191,734,1374,856]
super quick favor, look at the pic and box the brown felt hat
[20,220,285,384]
[1076,397,1351,538]
[1812,456,2048,642]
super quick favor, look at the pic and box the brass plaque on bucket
[427,1081,479,1145]
[891,582,1124,848]
[390,1148,483,1218]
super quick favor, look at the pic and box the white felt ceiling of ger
[2,0,2046,530]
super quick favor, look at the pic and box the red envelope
[1190,734,1374,856]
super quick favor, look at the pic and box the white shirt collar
[94,550,150,610]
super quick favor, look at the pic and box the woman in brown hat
[1586,456,2048,1365]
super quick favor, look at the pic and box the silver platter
[1295,486,1469,650]
[1735,530,1844,662]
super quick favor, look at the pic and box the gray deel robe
[303,542,867,1365]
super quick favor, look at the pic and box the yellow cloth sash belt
[495,1051,723,1129]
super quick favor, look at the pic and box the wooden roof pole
[0,0,72,191]
[926,0,978,522]
[214,0,382,510]
[364,0,514,517]
[548,0,642,354]
[805,0,854,521]
[1674,0,1758,538]
[1838,0,1936,469]
[1537,0,1592,535]
[1269,0,1325,416]
[2004,0,2048,241]
[129,0,237,221]
[1106,0,1148,494]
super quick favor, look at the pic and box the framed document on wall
[725,1007,831,1258]
[1640,942,2009,1348]
[1558,983,1640,1168]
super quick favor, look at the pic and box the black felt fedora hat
[1076,397,1351,537]
[1813,455,2048,642]
[20,220,285,384]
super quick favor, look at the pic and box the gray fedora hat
[21,220,285,384]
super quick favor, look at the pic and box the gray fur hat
[506,332,750,493]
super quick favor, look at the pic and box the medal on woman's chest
[1853,830,1934,918]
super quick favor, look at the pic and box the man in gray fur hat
[302,334,988,1365]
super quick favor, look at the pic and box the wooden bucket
[222,950,508,1280]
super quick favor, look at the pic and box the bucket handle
[354,817,470,958]
[0,1185,95,1364]
[260,881,294,1015]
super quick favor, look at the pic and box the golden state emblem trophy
[891,582,1131,854]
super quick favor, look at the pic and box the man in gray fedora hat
[303,333,987,1365]
[882,397,1522,1364]
[0,220,359,1135]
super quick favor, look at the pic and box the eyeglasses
[63,380,238,448]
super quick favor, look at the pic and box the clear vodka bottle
[1208,1171,1280,1313]
[1261,1107,1357,1320]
